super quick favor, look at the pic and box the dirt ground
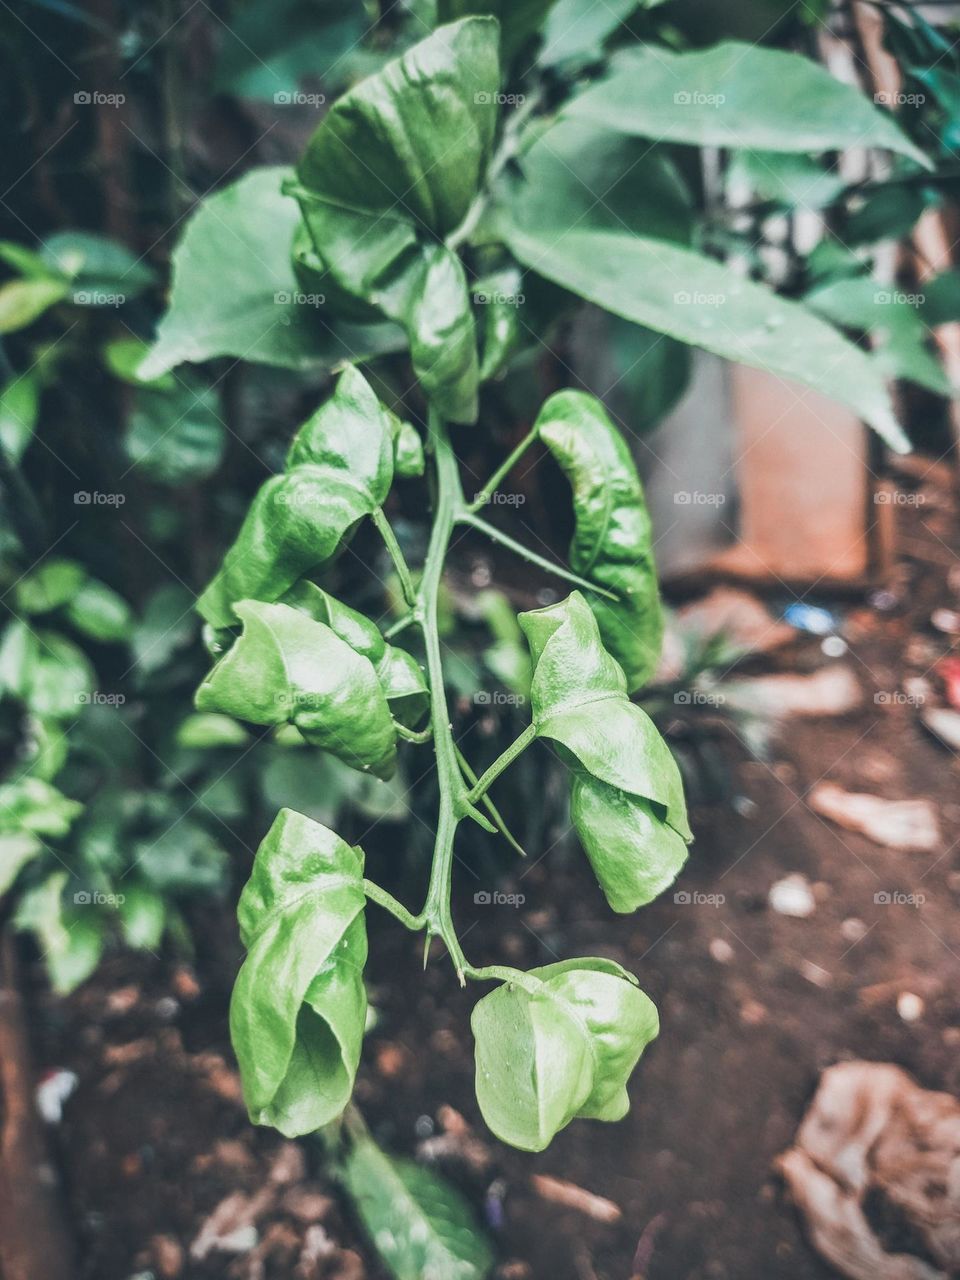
[24,460,960,1280]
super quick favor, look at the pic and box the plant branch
[466,723,536,804]
[465,424,540,513]
[455,744,526,856]
[394,721,432,744]
[459,511,620,602]
[371,507,416,608]
[363,880,423,931]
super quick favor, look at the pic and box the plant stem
[465,424,540,513]
[393,721,433,744]
[371,507,416,608]
[458,511,620,602]
[464,962,543,994]
[417,409,473,982]
[466,723,536,803]
[363,880,423,931]
[455,745,526,856]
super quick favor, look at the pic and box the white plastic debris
[769,874,816,918]
[36,1069,79,1123]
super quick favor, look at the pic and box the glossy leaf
[140,167,402,379]
[519,593,690,910]
[283,582,428,729]
[230,809,367,1136]
[534,389,663,690]
[291,18,500,422]
[198,365,398,628]
[342,1128,494,1280]
[565,42,930,167]
[504,225,908,452]
[196,601,398,780]
[472,957,658,1150]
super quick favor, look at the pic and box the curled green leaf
[283,581,428,729]
[535,389,662,690]
[196,600,398,779]
[198,365,398,628]
[472,957,658,1151]
[290,18,500,422]
[519,592,690,911]
[230,809,367,1136]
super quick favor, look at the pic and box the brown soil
[23,473,960,1280]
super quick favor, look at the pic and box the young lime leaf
[283,582,428,729]
[389,413,425,479]
[196,601,398,780]
[519,593,690,910]
[342,1127,494,1280]
[534,389,663,690]
[65,578,134,643]
[0,832,43,897]
[0,775,82,837]
[230,809,367,1136]
[564,42,931,167]
[15,557,87,614]
[291,18,501,422]
[472,958,658,1151]
[198,365,399,628]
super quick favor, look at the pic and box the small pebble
[732,795,757,818]
[769,874,816,918]
[840,917,868,943]
[897,992,924,1023]
[709,938,735,965]
[821,636,847,657]
[932,608,960,635]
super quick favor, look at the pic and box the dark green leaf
[342,1128,494,1280]
[65,578,134,642]
[230,809,367,1135]
[125,382,225,485]
[40,230,155,297]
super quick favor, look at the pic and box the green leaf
[806,278,951,397]
[0,278,69,333]
[503,225,908,452]
[501,117,693,244]
[196,600,399,780]
[565,42,930,168]
[342,1128,494,1280]
[920,269,960,327]
[65,578,133,642]
[0,775,82,837]
[230,809,367,1136]
[175,711,251,749]
[103,336,176,389]
[26,631,94,719]
[540,0,641,67]
[0,833,42,897]
[198,365,399,628]
[534,389,663,690]
[438,0,555,60]
[0,370,41,462]
[119,886,166,950]
[16,558,87,614]
[134,819,228,893]
[40,230,155,297]
[283,582,428,729]
[125,381,226,485]
[726,150,847,210]
[15,873,104,994]
[140,167,402,379]
[475,266,525,380]
[291,18,500,422]
[519,592,690,910]
[132,584,197,676]
[472,957,658,1150]
[391,414,425,478]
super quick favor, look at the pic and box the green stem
[393,721,432,744]
[383,612,415,639]
[465,424,540,514]
[464,962,543,994]
[417,409,473,982]
[455,744,526,856]
[363,880,423,931]
[459,511,620,602]
[371,507,416,608]
[466,723,536,804]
